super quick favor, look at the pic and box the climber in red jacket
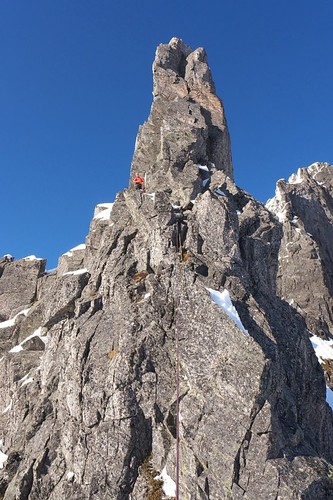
[133,172,145,190]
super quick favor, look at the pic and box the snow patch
[23,255,43,261]
[202,178,210,187]
[207,288,249,335]
[9,327,47,354]
[266,183,289,223]
[94,203,114,220]
[0,308,31,329]
[310,335,333,410]
[67,471,75,482]
[63,268,89,276]
[0,447,8,469]
[63,243,86,257]
[310,335,333,363]
[215,188,226,196]
[288,168,304,184]
[196,164,209,171]
[155,467,176,497]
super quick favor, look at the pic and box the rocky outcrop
[130,37,233,206]
[267,162,333,340]
[1,39,333,499]
[0,257,46,321]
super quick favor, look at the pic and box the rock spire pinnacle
[130,37,233,203]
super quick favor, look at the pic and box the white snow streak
[207,288,248,335]
[196,164,209,171]
[310,336,333,363]
[310,335,333,411]
[0,308,31,329]
[63,268,88,276]
[9,327,47,354]
[155,467,176,497]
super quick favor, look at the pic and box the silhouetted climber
[133,172,144,190]
[169,206,188,257]
[1,254,14,264]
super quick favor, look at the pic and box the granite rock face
[267,162,333,340]
[1,39,333,499]
[130,37,233,206]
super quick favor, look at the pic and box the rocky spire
[130,37,233,204]
[266,162,333,338]
[1,41,333,499]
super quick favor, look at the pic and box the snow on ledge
[0,308,31,329]
[94,203,114,220]
[63,268,89,276]
[310,335,333,363]
[9,326,47,353]
[155,467,176,497]
[63,243,86,257]
[23,255,44,261]
[310,335,333,411]
[207,288,249,335]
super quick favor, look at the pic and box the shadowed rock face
[267,162,333,340]
[1,40,333,499]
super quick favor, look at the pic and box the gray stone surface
[129,37,233,206]
[0,39,333,499]
[0,258,46,321]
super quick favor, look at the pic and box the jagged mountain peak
[130,37,233,206]
[267,161,333,223]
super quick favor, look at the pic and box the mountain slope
[1,38,333,499]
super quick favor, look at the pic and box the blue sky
[1,0,332,268]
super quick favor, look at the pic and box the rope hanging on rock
[174,245,187,499]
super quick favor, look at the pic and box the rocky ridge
[1,38,333,499]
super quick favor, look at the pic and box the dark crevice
[107,231,122,256]
[204,477,210,497]
[197,234,204,254]
[123,231,138,254]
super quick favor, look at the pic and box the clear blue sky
[1,0,332,269]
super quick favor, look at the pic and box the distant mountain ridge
[1,38,333,499]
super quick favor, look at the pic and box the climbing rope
[174,221,186,499]
[174,254,181,499]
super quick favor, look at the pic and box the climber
[2,254,14,263]
[169,206,187,256]
[133,172,145,191]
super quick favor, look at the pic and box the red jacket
[133,175,144,185]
